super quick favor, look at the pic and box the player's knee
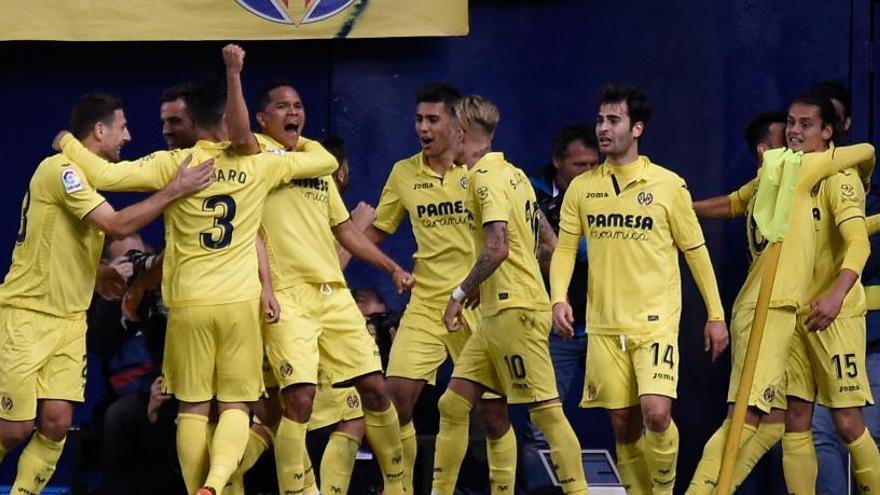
[253,397,282,429]
[356,374,391,411]
[438,390,472,422]
[784,400,813,432]
[1,420,34,449]
[609,410,643,443]
[336,418,365,440]
[476,399,510,439]
[282,385,316,420]
[643,407,671,433]
[831,408,866,444]
[38,414,71,442]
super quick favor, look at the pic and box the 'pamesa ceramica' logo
[235,0,355,25]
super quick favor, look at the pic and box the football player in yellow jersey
[364,84,511,493]
[160,82,198,150]
[0,92,214,495]
[780,94,880,494]
[692,111,787,219]
[686,95,878,493]
[432,95,587,495]
[222,45,413,495]
[550,85,729,494]
[54,78,339,495]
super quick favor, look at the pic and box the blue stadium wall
[0,0,862,491]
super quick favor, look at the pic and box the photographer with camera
[87,235,184,495]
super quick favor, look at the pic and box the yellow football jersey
[256,133,349,289]
[0,154,106,318]
[805,168,867,317]
[58,134,338,308]
[735,145,875,310]
[467,152,548,316]
[373,152,475,307]
[558,156,706,335]
[729,178,757,218]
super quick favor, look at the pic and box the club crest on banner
[235,0,355,25]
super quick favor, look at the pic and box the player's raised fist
[222,44,246,73]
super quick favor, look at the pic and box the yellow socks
[731,421,779,489]
[686,419,756,495]
[224,427,270,495]
[363,405,405,495]
[303,451,318,495]
[400,420,417,494]
[486,426,517,494]
[10,432,65,495]
[321,431,361,495]
[529,403,587,494]
[177,413,210,493]
[275,416,308,494]
[644,420,679,494]
[432,390,473,495]
[847,427,880,493]
[782,431,817,495]
[204,408,251,492]
[616,438,651,495]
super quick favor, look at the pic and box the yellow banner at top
[0,0,468,41]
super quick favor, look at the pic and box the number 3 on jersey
[200,195,236,250]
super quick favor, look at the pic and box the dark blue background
[0,0,870,492]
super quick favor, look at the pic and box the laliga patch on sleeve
[61,168,84,193]
[266,149,287,156]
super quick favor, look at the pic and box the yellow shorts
[263,283,381,389]
[0,307,87,421]
[452,308,557,404]
[581,330,678,409]
[787,316,873,408]
[727,305,796,412]
[162,299,264,403]
[310,366,363,431]
[385,301,477,385]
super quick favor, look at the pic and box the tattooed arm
[537,212,557,277]
[444,221,509,331]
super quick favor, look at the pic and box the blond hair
[455,95,500,137]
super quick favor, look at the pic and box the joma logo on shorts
[652,372,674,381]
[840,385,861,393]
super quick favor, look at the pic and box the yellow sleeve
[865,285,880,311]
[47,163,106,220]
[797,143,876,192]
[326,179,350,227]
[549,229,580,306]
[668,181,707,251]
[550,181,584,305]
[866,214,880,236]
[838,217,870,275]
[474,169,509,224]
[262,141,339,184]
[682,245,725,321]
[59,133,177,191]
[373,167,407,234]
[728,178,757,217]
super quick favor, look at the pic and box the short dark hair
[596,84,652,130]
[416,83,461,116]
[70,92,124,140]
[188,79,226,130]
[811,80,851,118]
[352,288,384,306]
[790,92,839,141]
[744,111,787,159]
[256,79,297,113]
[321,135,348,168]
[160,82,194,105]
[552,124,598,160]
